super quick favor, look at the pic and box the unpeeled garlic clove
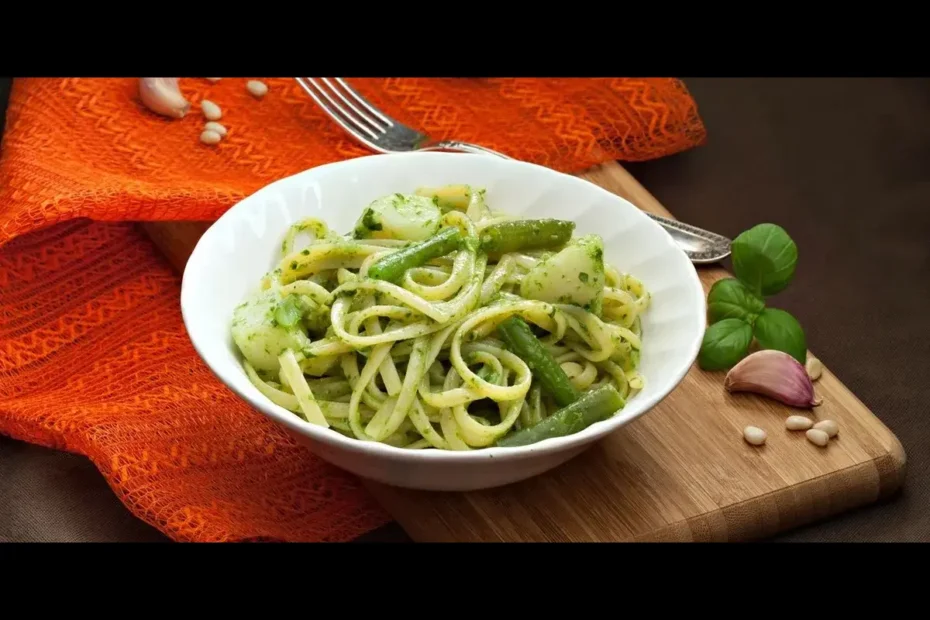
[139,78,190,119]
[724,349,823,408]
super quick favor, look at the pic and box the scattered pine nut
[813,419,839,438]
[204,121,227,137]
[200,129,222,145]
[201,99,222,121]
[805,355,823,381]
[743,426,767,446]
[806,428,830,447]
[785,415,813,431]
[247,80,268,98]
[206,78,222,83]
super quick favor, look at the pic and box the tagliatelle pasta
[232,185,651,450]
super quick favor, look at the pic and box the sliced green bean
[367,226,463,283]
[479,219,575,254]
[496,384,624,447]
[497,316,579,407]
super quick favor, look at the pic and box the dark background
[1,77,927,543]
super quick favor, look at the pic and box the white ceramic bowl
[181,152,706,491]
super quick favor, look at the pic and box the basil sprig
[698,318,754,371]
[698,223,807,369]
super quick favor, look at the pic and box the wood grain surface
[140,160,907,542]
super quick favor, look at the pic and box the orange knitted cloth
[0,78,706,542]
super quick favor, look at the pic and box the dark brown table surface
[1,77,927,543]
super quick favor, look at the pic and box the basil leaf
[273,294,303,328]
[707,278,765,324]
[753,308,807,364]
[731,223,798,297]
[698,318,753,371]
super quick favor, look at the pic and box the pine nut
[813,419,839,438]
[743,426,767,446]
[785,415,813,431]
[206,78,222,83]
[247,80,268,98]
[201,99,222,121]
[204,121,227,137]
[806,428,830,447]
[805,355,823,381]
[200,129,222,146]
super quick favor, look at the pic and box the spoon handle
[645,213,732,264]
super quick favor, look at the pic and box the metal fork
[296,77,732,264]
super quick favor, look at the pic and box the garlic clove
[724,349,823,408]
[139,78,190,119]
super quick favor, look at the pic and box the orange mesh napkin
[0,78,706,542]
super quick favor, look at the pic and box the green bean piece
[496,384,625,447]
[479,219,575,254]
[367,227,463,283]
[497,316,580,407]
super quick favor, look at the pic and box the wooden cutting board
[141,160,907,542]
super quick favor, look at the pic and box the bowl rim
[181,152,705,463]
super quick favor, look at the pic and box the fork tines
[296,78,393,141]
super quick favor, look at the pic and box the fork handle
[416,140,515,160]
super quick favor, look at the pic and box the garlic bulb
[724,349,823,408]
[139,78,191,119]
